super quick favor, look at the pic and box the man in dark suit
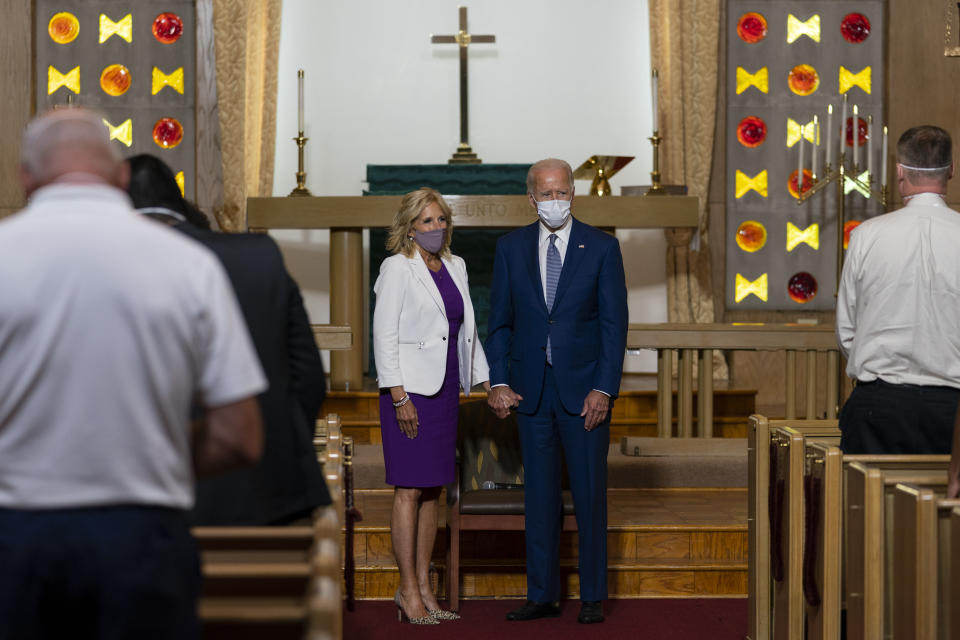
[127,154,330,525]
[486,158,628,624]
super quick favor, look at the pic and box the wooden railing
[627,323,841,437]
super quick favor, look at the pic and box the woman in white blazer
[373,188,489,624]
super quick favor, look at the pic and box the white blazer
[373,250,490,396]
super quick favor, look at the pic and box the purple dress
[380,263,464,487]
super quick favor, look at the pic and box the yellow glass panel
[844,170,871,197]
[786,222,820,251]
[49,12,79,44]
[839,66,871,95]
[736,66,768,94]
[99,13,132,44]
[152,67,185,95]
[735,170,768,198]
[787,14,820,43]
[48,65,80,95]
[735,273,768,303]
[786,118,817,147]
[102,118,132,147]
[175,171,185,196]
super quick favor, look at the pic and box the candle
[852,105,859,169]
[798,124,804,197]
[812,115,819,180]
[881,125,889,188]
[867,115,873,180]
[297,68,304,133]
[825,104,833,168]
[841,94,848,162]
[651,68,659,132]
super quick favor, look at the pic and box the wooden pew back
[748,415,838,640]
[845,460,948,640]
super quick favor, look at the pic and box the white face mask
[536,198,571,228]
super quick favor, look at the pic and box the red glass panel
[787,272,818,303]
[841,13,871,43]
[152,118,184,149]
[788,64,819,96]
[845,117,868,147]
[788,169,814,200]
[737,116,767,148]
[153,12,183,44]
[737,13,768,43]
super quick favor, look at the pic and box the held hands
[488,385,523,419]
[948,474,960,500]
[390,386,418,439]
[581,390,610,431]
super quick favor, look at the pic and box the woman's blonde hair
[385,187,454,257]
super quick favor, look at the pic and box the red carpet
[344,598,747,639]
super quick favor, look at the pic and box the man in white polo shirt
[0,108,267,639]
[837,125,960,455]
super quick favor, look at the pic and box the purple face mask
[413,229,445,254]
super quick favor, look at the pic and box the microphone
[481,481,523,490]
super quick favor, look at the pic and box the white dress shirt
[837,192,960,388]
[538,216,572,302]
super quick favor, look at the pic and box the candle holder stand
[288,131,312,197]
[645,131,666,195]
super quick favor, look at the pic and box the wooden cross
[430,6,495,164]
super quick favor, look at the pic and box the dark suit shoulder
[495,221,539,249]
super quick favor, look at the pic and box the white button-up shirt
[837,191,960,388]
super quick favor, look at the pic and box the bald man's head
[19,107,127,197]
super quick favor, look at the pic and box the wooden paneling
[0,1,32,219]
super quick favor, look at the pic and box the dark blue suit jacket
[486,217,629,415]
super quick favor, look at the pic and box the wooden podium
[247,194,699,390]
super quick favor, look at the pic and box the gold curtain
[211,0,283,231]
[649,0,720,327]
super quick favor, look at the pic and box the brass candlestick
[288,132,312,197]
[645,131,666,195]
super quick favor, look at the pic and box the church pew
[891,484,960,640]
[844,461,948,640]
[953,508,960,640]
[801,445,950,640]
[747,415,838,640]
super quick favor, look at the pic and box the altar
[247,187,699,390]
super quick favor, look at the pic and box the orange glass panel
[152,118,183,149]
[788,64,819,96]
[100,64,131,96]
[737,12,767,43]
[787,272,817,303]
[152,13,183,44]
[787,169,813,200]
[736,221,767,252]
[843,220,862,249]
[49,12,79,44]
[737,116,766,148]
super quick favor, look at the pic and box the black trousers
[0,505,200,640]
[838,379,959,454]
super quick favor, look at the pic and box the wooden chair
[446,400,576,611]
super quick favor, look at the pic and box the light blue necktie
[545,234,561,365]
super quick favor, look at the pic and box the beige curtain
[649,0,720,326]
[211,0,283,231]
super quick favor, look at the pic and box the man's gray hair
[526,158,575,194]
[21,107,122,186]
[896,125,953,186]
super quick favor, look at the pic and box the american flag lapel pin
[578,244,585,249]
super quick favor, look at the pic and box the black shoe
[577,601,604,624]
[505,600,561,621]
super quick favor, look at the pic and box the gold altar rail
[247,194,700,230]
[627,323,840,437]
[312,324,353,351]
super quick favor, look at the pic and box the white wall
[272,0,666,372]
